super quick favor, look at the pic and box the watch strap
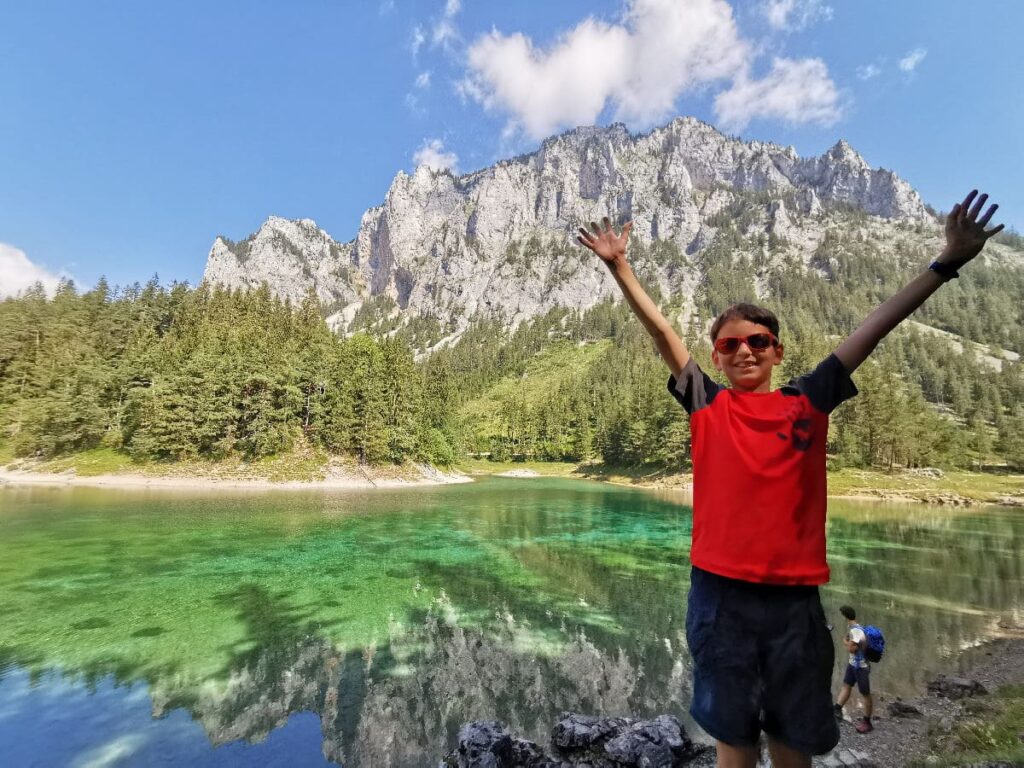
[929,260,960,280]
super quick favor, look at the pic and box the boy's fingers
[968,193,988,220]
[978,203,998,226]
[984,223,1005,239]
[589,221,600,234]
[622,221,634,237]
[948,203,961,222]
[960,190,978,218]
[601,216,612,232]
[578,227,594,241]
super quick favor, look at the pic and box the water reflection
[160,597,693,767]
[0,481,1022,766]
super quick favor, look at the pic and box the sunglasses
[713,333,779,355]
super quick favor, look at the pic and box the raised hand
[577,217,633,265]
[941,190,1004,265]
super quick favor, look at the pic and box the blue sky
[1,0,1021,295]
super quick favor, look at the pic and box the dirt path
[825,633,1024,767]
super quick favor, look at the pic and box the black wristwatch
[928,260,960,281]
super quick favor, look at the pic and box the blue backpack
[863,625,885,662]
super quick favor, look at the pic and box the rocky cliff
[202,117,933,341]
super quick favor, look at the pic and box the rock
[815,749,877,768]
[926,675,989,699]
[439,720,548,768]
[603,715,703,766]
[905,467,944,479]
[551,712,629,750]
[443,713,707,767]
[887,699,924,718]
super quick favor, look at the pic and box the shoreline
[829,629,1024,767]
[0,465,473,492]
[3,462,1024,507]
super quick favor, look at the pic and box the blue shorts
[686,567,839,755]
[843,663,870,694]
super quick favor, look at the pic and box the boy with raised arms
[576,190,1002,767]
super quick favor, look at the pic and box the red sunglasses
[713,333,779,354]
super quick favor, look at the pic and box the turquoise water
[0,478,1022,765]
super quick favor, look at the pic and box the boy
[835,605,873,733]
[577,190,1001,768]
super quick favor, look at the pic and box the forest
[3,220,1024,473]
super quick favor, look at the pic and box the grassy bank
[4,445,429,484]
[826,467,1024,504]
[5,446,1024,502]
[459,460,1024,504]
[911,683,1024,766]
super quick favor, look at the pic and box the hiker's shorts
[686,566,840,755]
[843,663,871,695]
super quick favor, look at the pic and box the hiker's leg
[836,682,852,707]
[766,737,812,768]
[857,668,872,717]
[715,741,759,768]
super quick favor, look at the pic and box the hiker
[576,190,1002,768]
[835,605,873,733]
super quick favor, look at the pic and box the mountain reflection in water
[172,598,692,766]
[0,481,1022,766]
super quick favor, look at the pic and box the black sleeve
[790,354,859,414]
[667,358,722,415]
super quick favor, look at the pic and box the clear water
[0,478,1021,766]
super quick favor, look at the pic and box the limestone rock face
[204,216,361,309]
[202,117,932,340]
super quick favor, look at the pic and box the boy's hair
[839,605,857,621]
[709,303,780,341]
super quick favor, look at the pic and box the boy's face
[711,318,784,393]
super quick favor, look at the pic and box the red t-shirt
[668,355,857,585]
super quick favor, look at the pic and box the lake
[0,478,1021,766]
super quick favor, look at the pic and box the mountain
[202,116,980,346]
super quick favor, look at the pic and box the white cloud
[898,47,927,72]
[415,71,431,89]
[0,243,66,298]
[413,139,459,172]
[462,0,839,140]
[714,57,840,131]
[379,0,395,15]
[432,0,461,51]
[856,63,881,80]
[411,25,426,58]
[763,0,832,31]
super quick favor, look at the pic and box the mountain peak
[826,139,869,168]
[204,114,931,341]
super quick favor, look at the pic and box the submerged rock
[441,712,708,767]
